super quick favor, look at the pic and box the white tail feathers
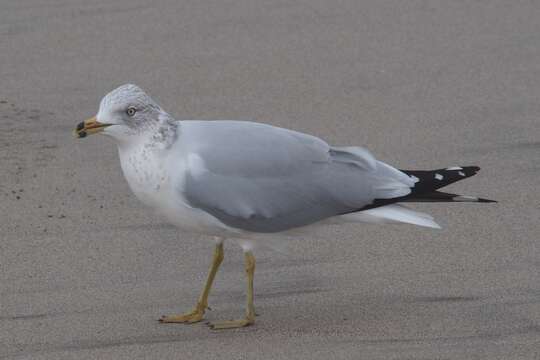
[340,204,441,229]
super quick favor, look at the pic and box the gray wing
[180,120,415,233]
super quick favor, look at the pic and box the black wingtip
[457,165,481,176]
[477,198,497,203]
[400,165,484,195]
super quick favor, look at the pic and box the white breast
[117,140,235,236]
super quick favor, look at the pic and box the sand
[1,1,539,359]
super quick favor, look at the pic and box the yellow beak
[73,116,111,138]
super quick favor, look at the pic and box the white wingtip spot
[410,175,419,183]
[446,166,463,170]
[435,173,444,180]
[458,171,466,176]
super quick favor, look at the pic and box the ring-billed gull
[74,84,495,329]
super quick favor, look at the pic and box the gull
[74,84,495,329]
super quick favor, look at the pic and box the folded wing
[180,121,416,233]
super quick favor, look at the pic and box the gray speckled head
[96,84,177,145]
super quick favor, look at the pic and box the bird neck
[117,113,179,152]
[147,113,179,150]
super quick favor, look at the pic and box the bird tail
[399,166,496,203]
[341,165,495,229]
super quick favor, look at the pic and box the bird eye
[126,107,137,116]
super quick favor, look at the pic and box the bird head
[74,84,172,144]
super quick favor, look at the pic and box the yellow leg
[209,251,256,330]
[159,243,224,323]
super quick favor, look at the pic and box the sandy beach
[1,1,539,358]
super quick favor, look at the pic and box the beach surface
[1,1,539,359]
